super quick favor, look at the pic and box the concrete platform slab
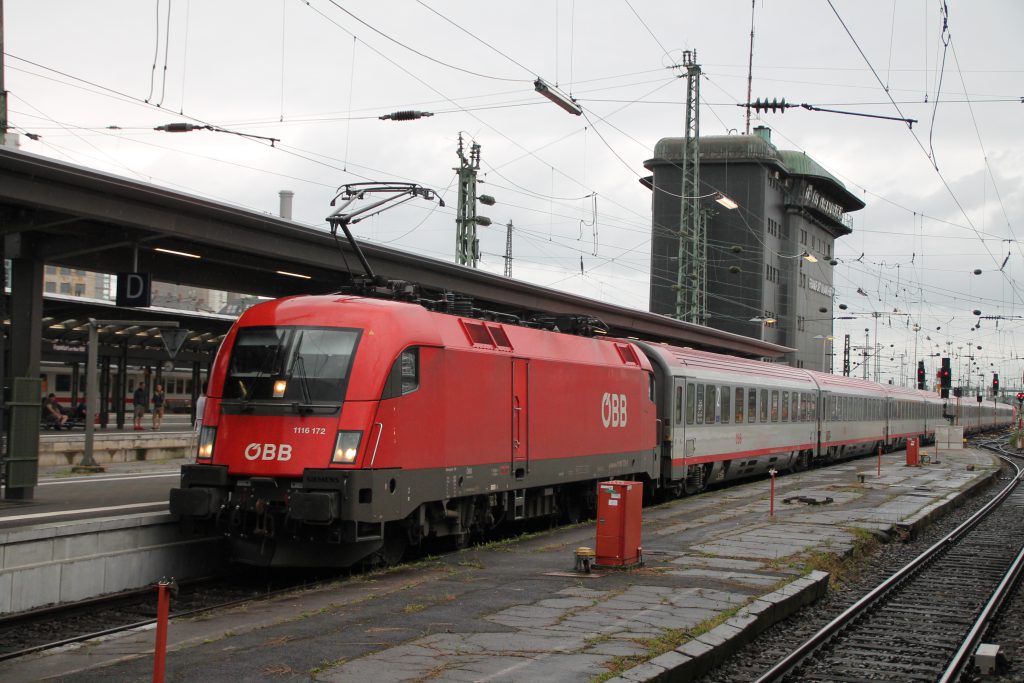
[1,447,1000,682]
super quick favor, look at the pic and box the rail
[753,431,1024,682]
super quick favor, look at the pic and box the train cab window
[770,390,780,422]
[225,326,360,402]
[760,389,769,423]
[721,387,731,424]
[705,385,716,424]
[735,388,745,423]
[675,386,683,425]
[686,384,696,425]
[781,391,789,422]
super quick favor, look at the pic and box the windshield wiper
[291,353,315,416]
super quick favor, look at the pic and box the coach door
[671,378,694,480]
[511,358,529,477]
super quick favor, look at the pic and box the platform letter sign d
[116,272,152,307]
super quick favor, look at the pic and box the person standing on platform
[152,383,166,431]
[133,385,146,431]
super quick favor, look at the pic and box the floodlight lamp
[714,193,739,210]
[534,78,583,116]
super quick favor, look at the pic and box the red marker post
[768,468,778,517]
[153,578,177,683]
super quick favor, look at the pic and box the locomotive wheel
[376,522,408,566]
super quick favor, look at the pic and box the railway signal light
[940,357,951,399]
[917,361,926,390]
[992,373,1000,396]
[1016,391,1024,405]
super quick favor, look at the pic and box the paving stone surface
[4,448,999,683]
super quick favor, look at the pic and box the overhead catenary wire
[314,0,532,83]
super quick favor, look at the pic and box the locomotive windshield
[224,326,360,403]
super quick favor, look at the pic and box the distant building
[644,126,865,370]
[151,281,226,314]
[43,265,111,300]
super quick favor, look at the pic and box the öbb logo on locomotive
[601,392,628,428]
[244,443,293,461]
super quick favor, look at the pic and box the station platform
[2,446,1001,683]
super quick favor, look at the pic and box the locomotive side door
[511,358,529,474]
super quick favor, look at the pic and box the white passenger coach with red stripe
[638,341,1012,494]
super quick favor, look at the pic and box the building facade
[644,127,864,371]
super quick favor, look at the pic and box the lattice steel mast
[675,50,705,323]
[455,134,481,268]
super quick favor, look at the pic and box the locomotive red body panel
[173,294,660,566]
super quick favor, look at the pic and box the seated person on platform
[43,393,68,429]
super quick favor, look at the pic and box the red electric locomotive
[170,294,659,566]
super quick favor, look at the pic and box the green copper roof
[647,132,864,212]
[776,150,864,210]
[653,135,784,166]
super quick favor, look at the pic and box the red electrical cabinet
[595,480,643,567]
[906,437,919,466]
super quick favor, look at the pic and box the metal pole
[82,320,178,469]
[0,0,7,147]
[863,329,869,380]
[80,321,101,471]
[873,313,880,383]
[153,578,175,683]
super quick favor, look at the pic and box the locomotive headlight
[273,380,287,398]
[197,426,217,462]
[331,431,362,464]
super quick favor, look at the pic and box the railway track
[0,572,334,663]
[753,433,1024,683]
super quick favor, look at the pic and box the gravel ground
[698,461,1017,683]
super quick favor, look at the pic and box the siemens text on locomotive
[169,295,1014,566]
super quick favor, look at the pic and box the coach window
[686,384,696,425]
[792,392,799,422]
[722,387,731,424]
[781,391,790,421]
[674,386,683,425]
[770,390,780,422]
[704,385,716,424]
[748,389,757,423]
[760,389,769,422]
[735,388,745,423]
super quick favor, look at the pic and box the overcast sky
[6,1,1023,388]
